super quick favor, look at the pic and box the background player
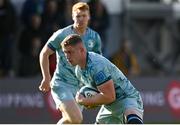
[38,2,102,124]
[61,34,144,124]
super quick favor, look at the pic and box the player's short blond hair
[72,2,89,13]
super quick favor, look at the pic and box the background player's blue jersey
[47,25,102,87]
[75,52,142,102]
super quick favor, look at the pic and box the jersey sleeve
[91,63,112,86]
[47,30,64,51]
[94,33,102,55]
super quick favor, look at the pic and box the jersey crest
[87,39,95,49]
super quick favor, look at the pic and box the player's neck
[79,52,87,69]
[73,25,86,35]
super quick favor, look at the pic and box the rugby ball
[79,86,99,98]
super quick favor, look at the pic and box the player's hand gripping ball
[79,86,99,109]
[79,86,99,98]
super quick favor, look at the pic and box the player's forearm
[82,93,115,106]
[39,51,51,80]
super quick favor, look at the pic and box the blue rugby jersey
[47,25,102,87]
[75,52,142,103]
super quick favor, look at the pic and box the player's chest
[82,37,96,50]
[79,70,93,86]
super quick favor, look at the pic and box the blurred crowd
[0,0,110,78]
[0,0,180,78]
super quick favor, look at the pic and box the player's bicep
[93,69,114,95]
[40,44,55,56]
[97,79,116,103]
[97,79,115,95]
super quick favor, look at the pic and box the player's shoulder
[87,27,100,37]
[88,52,104,66]
[87,27,97,33]
[58,25,73,34]
[89,52,110,67]
[88,52,104,61]
[62,25,73,30]
[49,25,73,41]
